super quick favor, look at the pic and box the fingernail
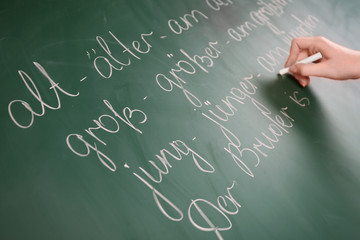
[299,79,308,88]
[284,60,289,67]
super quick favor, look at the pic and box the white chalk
[279,52,323,75]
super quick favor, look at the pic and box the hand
[284,36,360,87]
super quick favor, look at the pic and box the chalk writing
[8,62,79,128]
[66,100,147,171]
[132,138,215,221]
[156,41,221,107]
[200,73,299,178]
[93,31,153,79]
[168,10,208,35]
[5,1,324,239]
[206,0,234,11]
[188,181,241,240]
[280,14,320,45]
[225,0,293,44]
[257,46,288,72]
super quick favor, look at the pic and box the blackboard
[1,0,360,239]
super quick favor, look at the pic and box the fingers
[292,73,310,87]
[284,37,325,67]
[289,62,328,78]
[284,38,312,67]
[289,62,334,87]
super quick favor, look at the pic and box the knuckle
[315,36,327,45]
[291,38,299,46]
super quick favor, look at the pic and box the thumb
[289,62,328,77]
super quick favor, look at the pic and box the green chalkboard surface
[1,0,360,239]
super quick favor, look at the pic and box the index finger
[284,37,320,67]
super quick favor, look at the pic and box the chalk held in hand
[279,52,323,75]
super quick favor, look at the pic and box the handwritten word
[249,0,292,25]
[226,0,293,42]
[168,10,208,35]
[156,41,221,107]
[251,91,311,157]
[278,14,320,45]
[8,62,79,128]
[289,91,310,107]
[66,100,147,171]
[132,139,215,221]
[251,105,294,157]
[137,139,215,184]
[188,181,241,240]
[206,0,234,11]
[93,31,153,79]
[227,21,258,42]
[202,74,257,123]
[257,46,288,72]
